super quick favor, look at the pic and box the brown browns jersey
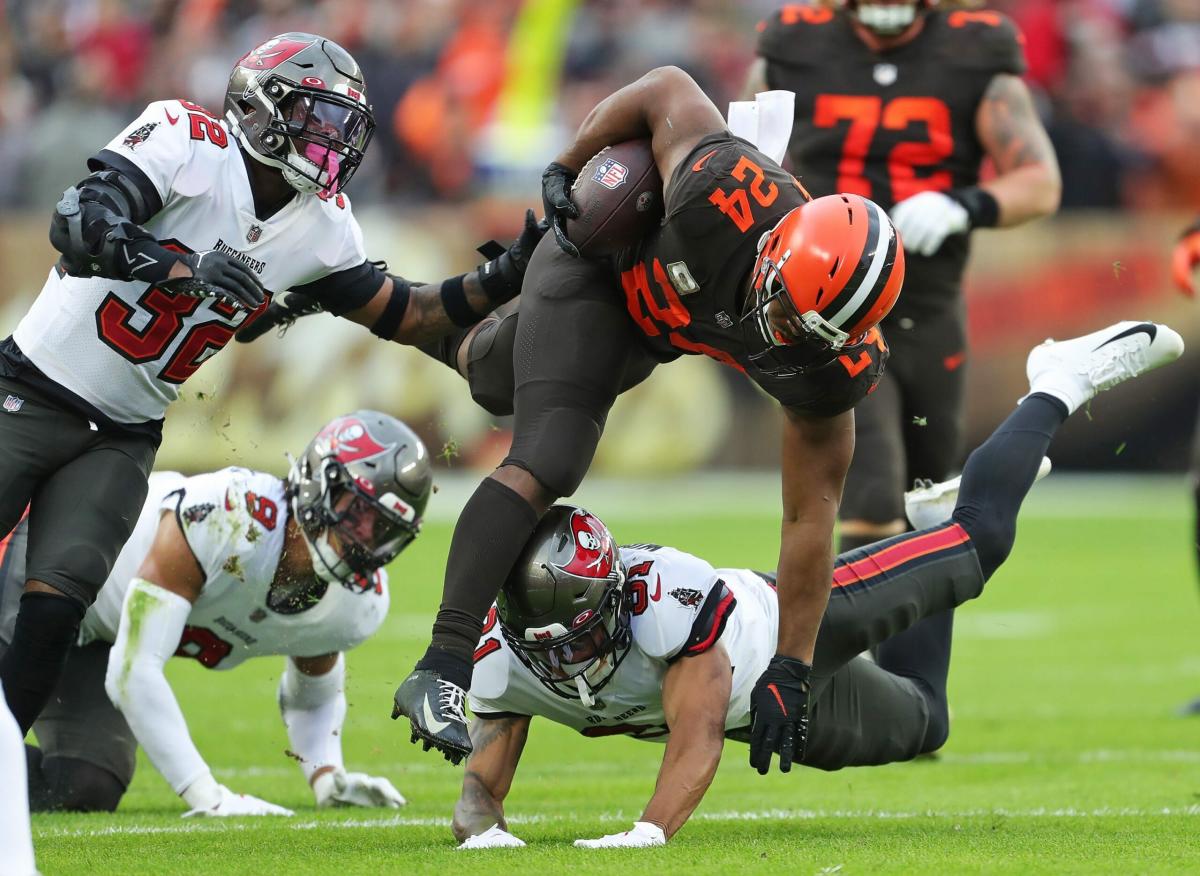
[614,133,886,416]
[757,6,1026,317]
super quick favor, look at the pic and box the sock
[0,591,85,734]
[0,689,36,874]
[420,478,540,686]
[875,608,954,752]
[951,394,1067,580]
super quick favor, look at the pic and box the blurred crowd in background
[1,0,1198,212]
[0,0,1195,476]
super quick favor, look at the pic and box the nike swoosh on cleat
[422,693,451,734]
[1094,323,1155,350]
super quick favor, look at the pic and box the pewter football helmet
[286,411,431,590]
[497,505,631,706]
[225,32,375,196]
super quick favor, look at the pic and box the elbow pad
[50,170,177,283]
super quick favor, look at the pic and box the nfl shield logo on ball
[592,157,629,190]
[246,224,263,243]
[2,395,23,413]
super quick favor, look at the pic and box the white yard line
[34,805,1200,839]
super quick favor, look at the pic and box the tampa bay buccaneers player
[387,65,905,775]
[0,411,428,814]
[743,0,1060,698]
[450,317,1182,849]
[0,33,538,740]
[1172,219,1200,715]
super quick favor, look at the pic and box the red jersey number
[814,95,954,202]
[175,625,233,668]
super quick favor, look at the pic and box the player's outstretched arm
[452,715,530,847]
[104,513,291,817]
[635,645,732,841]
[280,654,406,809]
[974,73,1061,227]
[748,407,853,775]
[237,210,543,346]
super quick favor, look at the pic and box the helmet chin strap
[575,675,595,707]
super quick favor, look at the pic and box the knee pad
[466,311,518,417]
[35,756,125,812]
[951,505,1015,581]
[505,406,601,497]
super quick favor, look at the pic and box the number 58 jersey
[12,99,370,425]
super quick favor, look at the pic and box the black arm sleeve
[289,259,386,316]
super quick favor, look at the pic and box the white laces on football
[437,679,468,724]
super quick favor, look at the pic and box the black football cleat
[391,668,472,764]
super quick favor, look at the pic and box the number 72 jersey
[614,133,887,417]
[12,99,368,425]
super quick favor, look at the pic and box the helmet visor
[329,487,420,575]
[283,91,373,153]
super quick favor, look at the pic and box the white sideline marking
[34,806,1200,839]
[208,749,1200,780]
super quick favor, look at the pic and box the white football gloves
[889,190,970,257]
[574,821,667,849]
[181,774,293,818]
[313,768,406,809]
[458,824,527,850]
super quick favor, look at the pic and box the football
[565,139,664,257]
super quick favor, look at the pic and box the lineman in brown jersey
[745,2,1060,568]
[388,67,905,775]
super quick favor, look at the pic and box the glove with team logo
[313,768,406,809]
[181,773,293,817]
[1172,225,1200,297]
[458,824,527,850]
[889,190,970,257]
[748,654,811,775]
[540,161,580,257]
[574,821,666,849]
[159,250,266,311]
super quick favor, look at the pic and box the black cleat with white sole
[391,668,472,764]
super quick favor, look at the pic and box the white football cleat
[905,457,1052,531]
[1024,321,1184,415]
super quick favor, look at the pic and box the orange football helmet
[742,193,904,376]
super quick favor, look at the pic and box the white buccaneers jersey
[469,545,779,742]
[13,99,367,424]
[80,467,388,669]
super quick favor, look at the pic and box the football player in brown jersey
[743,0,1060,708]
[389,66,905,776]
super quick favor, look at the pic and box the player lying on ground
[0,411,428,815]
[451,320,1182,848]
[0,31,539,741]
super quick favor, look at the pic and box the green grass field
[29,476,1200,874]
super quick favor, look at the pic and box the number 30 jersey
[469,544,779,742]
[12,99,370,425]
[614,134,887,416]
[79,467,388,669]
